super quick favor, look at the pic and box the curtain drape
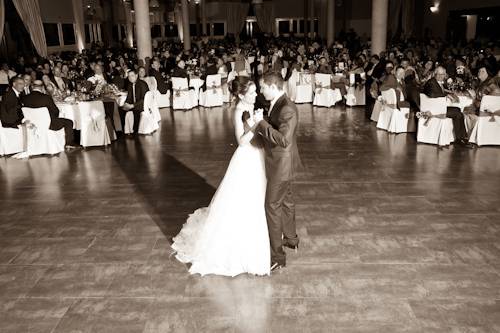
[401,0,414,37]
[389,0,402,38]
[225,3,248,36]
[0,0,5,43]
[12,0,47,57]
[255,3,274,34]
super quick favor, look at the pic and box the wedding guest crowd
[1,30,499,147]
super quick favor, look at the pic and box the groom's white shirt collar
[269,91,286,117]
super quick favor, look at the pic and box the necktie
[25,87,29,95]
[132,84,136,103]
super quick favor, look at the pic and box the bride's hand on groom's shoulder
[241,111,251,123]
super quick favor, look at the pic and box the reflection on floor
[1,104,500,332]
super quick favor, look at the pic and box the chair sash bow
[174,88,189,97]
[478,109,500,122]
[416,111,448,126]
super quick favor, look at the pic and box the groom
[247,72,302,272]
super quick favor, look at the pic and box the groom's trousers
[265,180,297,266]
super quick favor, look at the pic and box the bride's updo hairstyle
[229,76,255,103]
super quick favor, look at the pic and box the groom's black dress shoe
[282,237,299,253]
[270,262,285,273]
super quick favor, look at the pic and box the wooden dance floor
[1,104,499,332]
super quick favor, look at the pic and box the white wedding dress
[171,102,270,277]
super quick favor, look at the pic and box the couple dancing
[172,72,302,276]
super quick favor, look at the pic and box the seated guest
[87,64,107,85]
[138,66,147,80]
[42,74,63,100]
[423,66,470,146]
[0,77,25,128]
[380,66,410,108]
[316,57,333,74]
[0,63,17,95]
[21,74,32,97]
[171,60,188,78]
[463,66,493,121]
[51,67,72,92]
[121,70,149,134]
[149,59,169,94]
[0,63,17,85]
[21,80,77,148]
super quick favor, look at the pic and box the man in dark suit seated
[149,59,169,94]
[21,80,77,148]
[171,60,188,79]
[0,77,25,128]
[380,66,411,108]
[121,70,149,134]
[422,66,470,146]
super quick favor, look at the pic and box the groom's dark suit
[255,93,302,266]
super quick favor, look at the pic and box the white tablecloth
[56,100,122,131]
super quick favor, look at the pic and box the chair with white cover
[77,101,112,147]
[138,91,160,135]
[172,77,197,110]
[386,90,415,134]
[376,89,396,131]
[313,73,342,107]
[295,73,314,104]
[0,120,24,156]
[417,94,454,146]
[21,107,65,155]
[199,74,224,107]
[469,95,500,146]
[144,76,170,109]
[345,73,366,106]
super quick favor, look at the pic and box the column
[466,15,477,41]
[201,0,207,36]
[175,4,184,42]
[371,0,388,56]
[133,0,153,63]
[123,0,134,48]
[326,0,335,46]
[303,0,309,45]
[309,0,314,37]
[72,0,85,52]
[181,0,191,50]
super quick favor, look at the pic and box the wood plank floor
[1,104,499,332]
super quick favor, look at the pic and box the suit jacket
[125,79,149,112]
[171,67,188,78]
[423,77,447,98]
[149,68,168,94]
[380,74,410,108]
[21,90,61,122]
[0,88,24,127]
[256,94,302,184]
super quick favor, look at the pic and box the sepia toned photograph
[0,0,499,332]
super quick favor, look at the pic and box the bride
[171,76,270,277]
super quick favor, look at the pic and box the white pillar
[175,4,183,42]
[123,0,134,48]
[181,0,191,50]
[466,15,477,41]
[326,0,335,46]
[201,0,207,36]
[133,0,153,63]
[371,0,388,56]
[72,0,85,52]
